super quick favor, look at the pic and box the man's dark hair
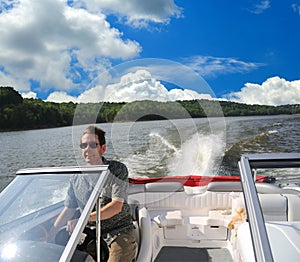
[81,125,106,146]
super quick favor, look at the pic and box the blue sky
[0,0,300,105]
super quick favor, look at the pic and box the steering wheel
[54,226,70,245]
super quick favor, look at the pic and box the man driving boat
[50,125,137,261]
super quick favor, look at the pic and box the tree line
[1,86,300,131]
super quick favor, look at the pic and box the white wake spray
[167,132,226,176]
[125,130,226,177]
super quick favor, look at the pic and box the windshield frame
[238,153,300,262]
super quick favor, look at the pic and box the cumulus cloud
[46,69,214,103]
[46,91,77,103]
[74,0,183,27]
[168,89,213,101]
[0,0,141,94]
[21,91,37,99]
[226,76,300,105]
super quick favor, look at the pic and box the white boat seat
[129,184,145,195]
[127,199,152,262]
[256,183,284,194]
[153,210,183,227]
[128,199,140,256]
[129,182,184,195]
[185,191,232,214]
[259,194,288,221]
[207,181,284,194]
[128,182,184,207]
[232,193,300,222]
[232,194,288,221]
[136,206,152,262]
[207,182,243,192]
[128,199,139,221]
[283,194,300,221]
[130,188,232,215]
[145,182,184,192]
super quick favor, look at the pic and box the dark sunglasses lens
[80,143,87,149]
[89,142,98,148]
[80,142,98,149]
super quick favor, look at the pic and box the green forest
[1,86,300,131]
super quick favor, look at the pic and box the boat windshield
[0,166,109,262]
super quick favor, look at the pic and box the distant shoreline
[1,112,299,133]
[1,86,300,132]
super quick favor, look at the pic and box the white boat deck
[128,177,300,262]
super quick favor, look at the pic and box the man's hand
[66,218,79,235]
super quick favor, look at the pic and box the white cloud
[292,3,300,15]
[78,85,106,103]
[21,91,37,99]
[46,91,77,103]
[75,0,183,27]
[0,70,31,92]
[103,70,169,102]
[46,69,214,103]
[248,0,271,14]
[226,76,300,105]
[184,56,262,78]
[0,0,141,94]
[100,69,215,102]
[168,89,213,101]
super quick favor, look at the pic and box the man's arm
[48,207,76,239]
[54,206,77,228]
[88,198,123,222]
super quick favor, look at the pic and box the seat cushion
[153,210,183,227]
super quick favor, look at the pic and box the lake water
[0,114,299,191]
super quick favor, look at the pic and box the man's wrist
[87,216,91,224]
[87,215,94,224]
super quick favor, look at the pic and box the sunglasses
[79,142,99,149]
